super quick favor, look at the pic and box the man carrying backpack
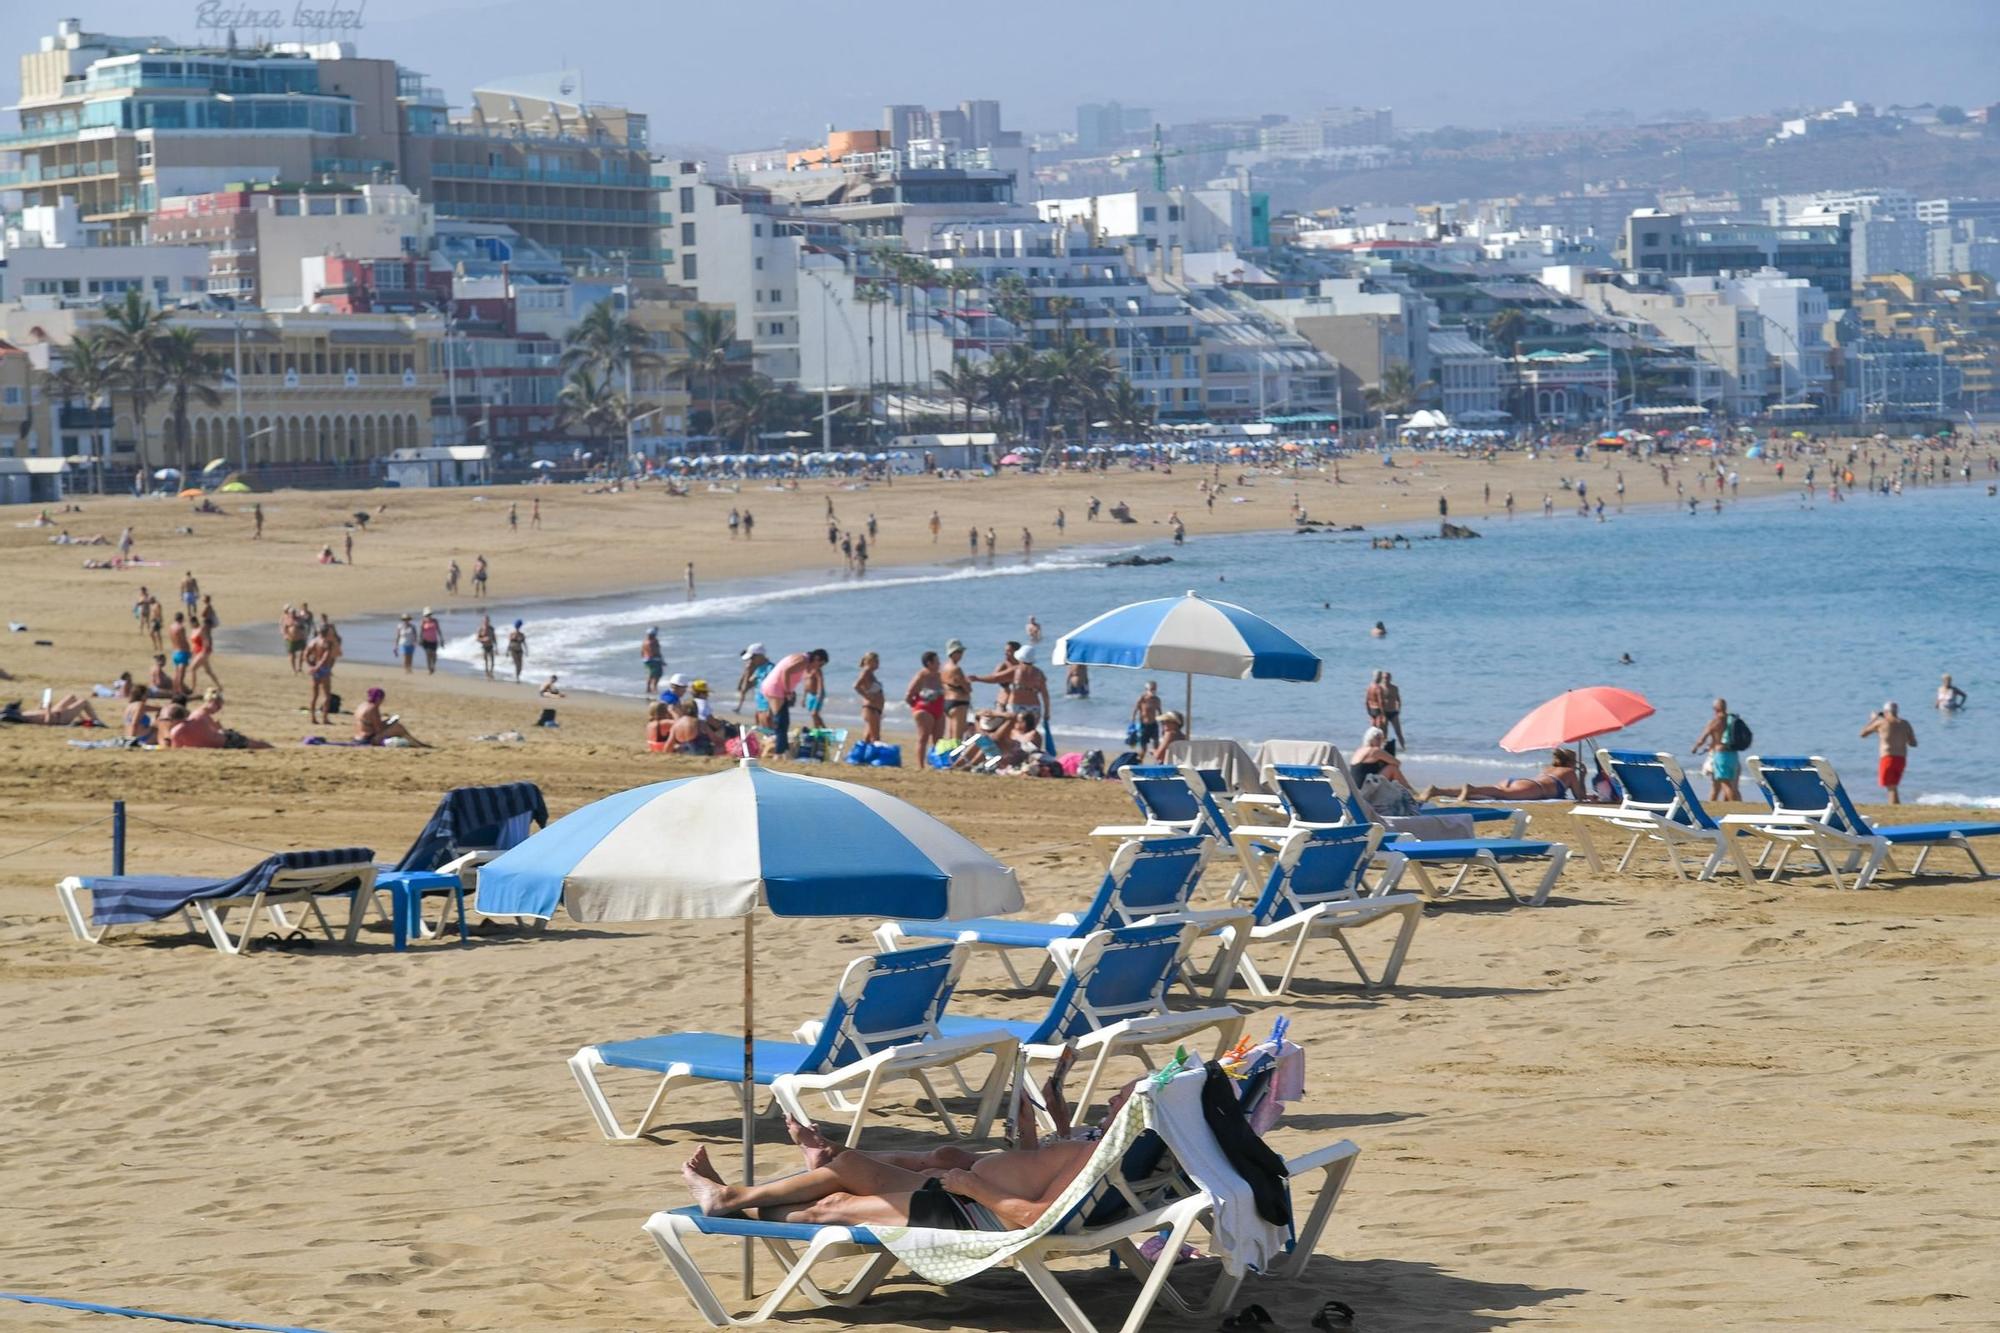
[1692,697,1750,803]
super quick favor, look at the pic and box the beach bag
[1722,714,1752,751]
[1082,750,1107,780]
[1059,751,1085,777]
[869,743,902,768]
[1360,773,1421,817]
[845,740,875,765]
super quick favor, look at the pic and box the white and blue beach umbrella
[1053,589,1322,728]
[476,759,1019,1240]
[476,759,1019,923]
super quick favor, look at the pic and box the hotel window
[681,254,697,280]
[679,187,694,213]
[682,222,696,246]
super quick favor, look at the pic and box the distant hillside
[1284,121,2000,212]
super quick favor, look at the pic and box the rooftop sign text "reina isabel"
[193,1,368,32]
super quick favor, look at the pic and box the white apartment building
[0,200,209,305]
[1715,270,1831,404]
[1257,279,1436,414]
[1580,275,1770,415]
[1036,185,1253,258]
[932,222,1206,418]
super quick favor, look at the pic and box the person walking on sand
[685,561,696,600]
[188,616,222,690]
[304,623,339,724]
[134,586,159,647]
[252,502,264,539]
[472,554,488,597]
[475,614,498,679]
[1692,697,1747,803]
[394,613,418,673]
[741,508,754,539]
[967,525,978,556]
[167,612,193,694]
[929,510,941,543]
[506,620,527,682]
[344,530,354,565]
[854,652,886,743]
[418,608,443,674]
[446,559,460,595]
[531,497,541,529]
[728,508,740,540]
[281,605,305,672]
[179,570,199,615]
[1861,702,1917,803]
[508,502,518,531]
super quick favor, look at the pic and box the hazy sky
[3,0,1995,148]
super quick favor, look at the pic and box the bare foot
[784,1113,839,1170]
[1456,785,1474,802]
[682,1148,732,1215]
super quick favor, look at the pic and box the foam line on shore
[432,547,1131,680]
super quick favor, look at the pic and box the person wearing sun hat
[394,612,418,673]
[418,607,444,674]
[735,643,771,716]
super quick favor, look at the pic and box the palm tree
[563,297,660,459]
[1487,309,1528,421]
[991,274,1033,337]
[855,281,890,448]
[1103,378,1155,441]
[98,290,171,472]
[934,359,986,432]
[155,327,224,476]
[1050,341,1118,443]
[718,374,786,449]
[48,331,116,478]
[556,367,628,457]
[679,308,737,442]
[1364,362,1433,430]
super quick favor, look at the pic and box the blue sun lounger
[874,834,1246,999]
[1570,751,1754,882]
[1210,824,1424,995]
[569,942,1017,1146]
[57,847,376,955]
[358,782,549,948]
[1728,755,2000,887]
[935,921,1245,1124]
[1257,765,1572,907]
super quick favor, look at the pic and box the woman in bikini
[853,651,886,743]
[122,680,157,743]
[939,640,973,741]
[905,650,946,756]
[475,615,498,679]
[1423,747,1582,802]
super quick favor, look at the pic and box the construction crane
[1143,122,1249,191]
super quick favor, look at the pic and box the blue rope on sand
[0,1292,331,1332]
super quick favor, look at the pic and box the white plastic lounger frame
[642,1137,1361,1331]
[1395,841,1571,908]
[1219,825,1423,995]
[570,945,1017,1146]
[1569,750,1754,883]
[57,861,375,954]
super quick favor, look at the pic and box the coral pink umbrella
[1499,686,1654,753]
[759,651,811,702]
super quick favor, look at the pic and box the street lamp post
[231,311,247,475]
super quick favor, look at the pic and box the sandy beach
[4,448,1997,1331]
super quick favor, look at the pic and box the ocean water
[412,483,1999,806]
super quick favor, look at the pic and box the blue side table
[371,870,468,950]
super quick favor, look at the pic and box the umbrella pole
[1184,672,1193,736]
[741,913,756,1298]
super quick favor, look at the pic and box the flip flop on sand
[1220,1304,1276,1330]
[1311,1300,1356,1330]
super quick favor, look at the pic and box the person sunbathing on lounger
[682,1072,1136,1233]
[2,692,103,726]
[1422,747,1582,803]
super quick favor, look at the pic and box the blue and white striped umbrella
[1052,590,1321,731]
[1053,589,1322,682]
[474,759,1019,1228]
[476,759,1020,923]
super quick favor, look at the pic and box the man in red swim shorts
[1860,701,1917,804]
